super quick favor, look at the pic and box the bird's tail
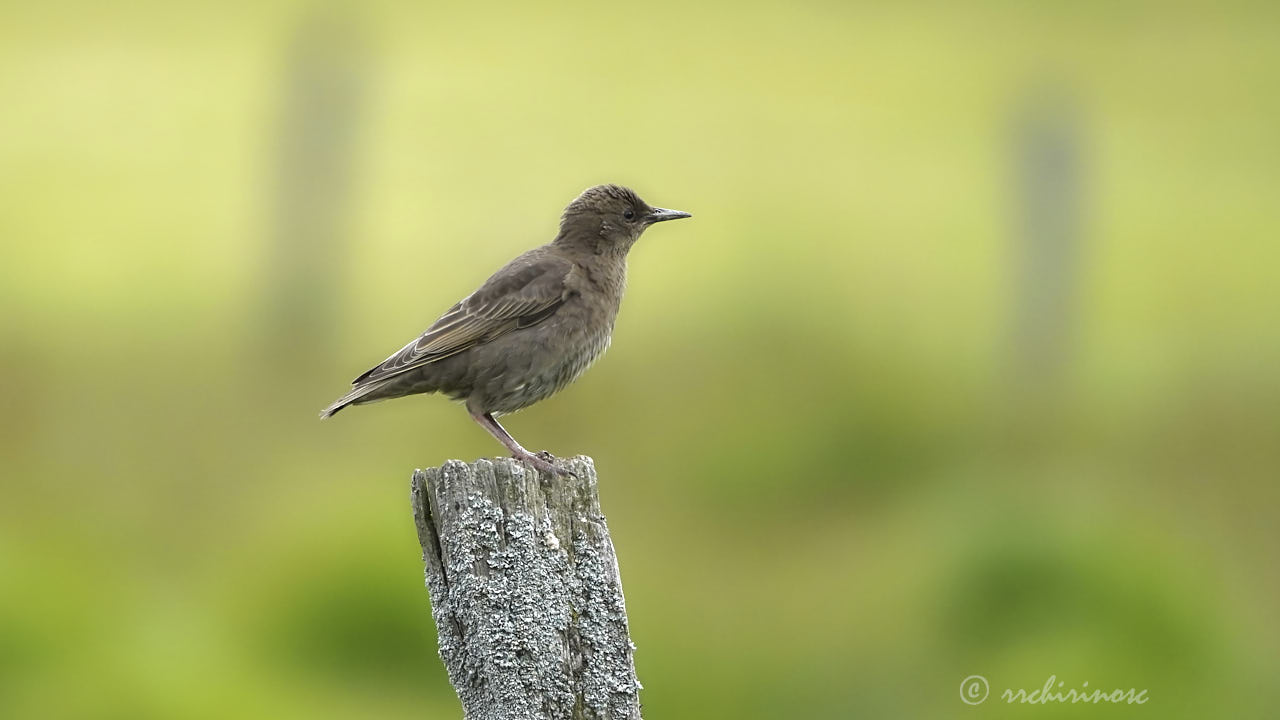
[319,381,386,419]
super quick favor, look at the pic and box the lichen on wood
[411,456,641,720]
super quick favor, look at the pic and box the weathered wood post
[410,456,642,720]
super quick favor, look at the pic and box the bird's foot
[514,450,576,478]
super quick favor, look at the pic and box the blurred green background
[2,0,1277,717]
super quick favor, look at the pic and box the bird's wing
[351,252,574,386]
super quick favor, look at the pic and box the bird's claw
[514,451,577,478]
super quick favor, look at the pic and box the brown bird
[320,184,691,474]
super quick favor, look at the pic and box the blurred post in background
[261,5,369,371]
[1006,81,1085,438]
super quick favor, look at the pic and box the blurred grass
[2,0,1278,717]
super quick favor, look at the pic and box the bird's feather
[349,251,574,387]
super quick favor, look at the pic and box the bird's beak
[645,207,692,224]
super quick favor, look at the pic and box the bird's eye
[623,209,635,222]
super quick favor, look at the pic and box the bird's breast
[474,293,617,415]
[545,295,616,386]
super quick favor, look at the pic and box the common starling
[320,184,691,474]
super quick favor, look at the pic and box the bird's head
[556,184,691,254]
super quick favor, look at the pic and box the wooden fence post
[410,456,642,720]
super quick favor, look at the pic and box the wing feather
[350,251,573,386]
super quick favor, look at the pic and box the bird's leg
[470,411,574,477]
